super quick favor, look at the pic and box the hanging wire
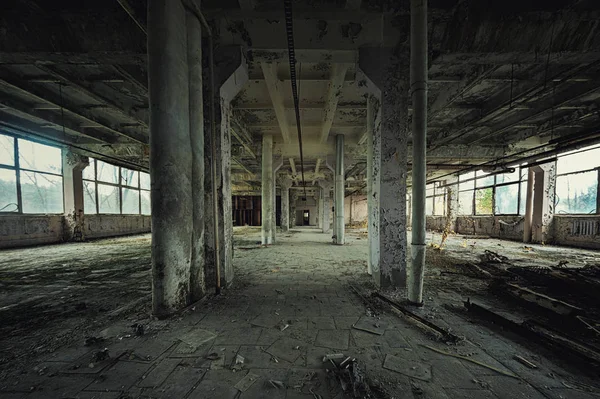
[283,0,307,200]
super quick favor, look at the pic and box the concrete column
[408,0,428,305]
[523,168,535,243]
[532,163,556,243]
[317,188,323,229]
[290,190,299,228]
[280,178,292,231]
[187,10,205,302]
[261,134,274,244]
[62,150,88,242]
[360,47,410,289]
[334,134,345,245]
[366,96,380,276]
[148,0,192,315]
[203,47,248,290]
[319,180,332,234]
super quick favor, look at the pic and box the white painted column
[334,134,345,245]
[261,134,274,244]
[366,96,380,276]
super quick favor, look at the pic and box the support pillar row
[261,134,274,244]
[334,135,345,245]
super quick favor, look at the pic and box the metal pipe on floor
[408,0,428,305]
[335,134,345,245]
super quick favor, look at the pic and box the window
[457,168,526,216]
[82,158,151,215]
[0,133,63,214]
[555,146,600,214]
[425,183,446,216]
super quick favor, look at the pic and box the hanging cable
[283,0,307,200]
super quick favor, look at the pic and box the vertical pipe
[408,0,427,305]
[335,134,345,245]
[187,10,205,301]
[523,168,535,243]
[261,134,274,244]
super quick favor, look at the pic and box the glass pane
[495,184,519,214]
[557,146,600,175]
[426,184,434,196]
[555,172,598,214]
[519,181,527,215]
[18,139,62,174]
[0,135,15,166]
[426,197,433,215]
[98,183,120,214]
[96,160,119,184]
[475,188,493,214]
[458,191,473,215]
[141,190,151,215]
[461,171,475,181]
[459,179,474,191]
[434,195,445,216]
[476,170,494,187]
[496,169,520,184]
[20,171,63,213]
[122,188,140,214]
[121,167,139,188]
[0,169,18,212]
[83,159,96,180]
[83,181,97,214]
[140,172,150,190]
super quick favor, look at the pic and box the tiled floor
[1,227,598,398]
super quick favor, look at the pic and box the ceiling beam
[252,49,357,64]
[260,62,291,143]
[231,117,256,159]
[289,158,297,176]
[34,64,148,128]
[0,52,147,66]
[116,0,147,35]
[319,63,349,144]
[312,158,322,185]
[0,74,146,144]
[234,102,366,110]
[432,52,600,66]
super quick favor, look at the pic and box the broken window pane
[140,172,150,190]
[0,169,18,212]
[496,169,520,184]
[475,188,493,214]
[96,160,119,184]
[18,139,62,174]
[141,190,151,215]
[495,184,519,214]
[83,181,97,214]
[0,134,15,166]
[83,160,95,180]
[557,146,600,175]
[20,171,63,213]
[476,171,494,188]
[98,183,120,214]
[426,197,433,215]
[458,191,473,215]
[122,188,140,214]
[555,172,598,214]
[434,195,445,216]
[121,167,139,188]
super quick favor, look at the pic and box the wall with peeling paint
[0,214,151,249]
[553,216,600,250]
[345,195,368,225]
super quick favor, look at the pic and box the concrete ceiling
[1,0,599,193]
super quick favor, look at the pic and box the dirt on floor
[0,227,599,398]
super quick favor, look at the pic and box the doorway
[303,210,310,226]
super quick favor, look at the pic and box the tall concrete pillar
[360,47,410,289]
[62,151,88,242]
[408,0,428,305]
[319,181,332,234]
[290,190,299,228]
[366,96,380,276]
[532,163,556,243]
[280,178,292,231]
[148,0,192,315]
[523,168,535,243]
[261,134,274,244]
[187,10,205,301]
[334,135,345,245]
[203,47,248,290]
[318,187,324,229]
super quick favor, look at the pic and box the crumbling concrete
[62,151,88,242]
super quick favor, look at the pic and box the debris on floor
[234,372,259,392]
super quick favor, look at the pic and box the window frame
[458,169,526,216]
[82,158,150,215]
[554,149,600,215]
[0,132,64,214]
[425,183,447,216]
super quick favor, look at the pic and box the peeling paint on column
[367,96,380,276]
